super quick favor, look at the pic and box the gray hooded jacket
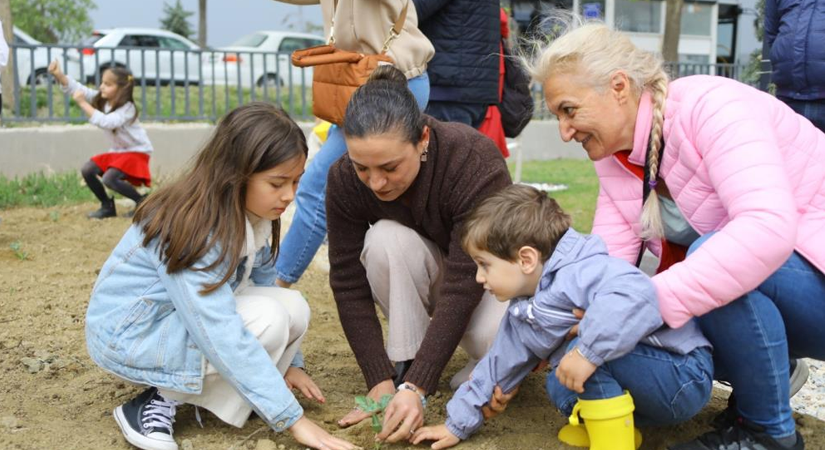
[445,228,711,440]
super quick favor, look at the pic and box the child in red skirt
[49,61,152,219]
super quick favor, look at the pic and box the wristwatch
[397,382,427,409]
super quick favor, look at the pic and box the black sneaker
[669,419,805,450]
[113,387,180,450]
[88,197,117,219]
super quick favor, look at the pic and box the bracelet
[397,382,427,409]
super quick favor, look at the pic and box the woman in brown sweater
[327,66,511,443]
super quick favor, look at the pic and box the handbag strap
[328,0,410,53]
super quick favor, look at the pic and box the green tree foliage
[10,0,96,44]
[160,0,194,40]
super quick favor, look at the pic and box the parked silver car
[205,31,324,88]
[71,28,202,85]
[11,26,79,86]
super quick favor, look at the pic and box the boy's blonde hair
[462,184,572,262]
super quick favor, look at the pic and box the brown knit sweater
[326,118,512,394]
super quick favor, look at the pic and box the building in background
[508,0,760,65]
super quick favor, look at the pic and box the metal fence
[3,43,753,125]
[2,43,314,124]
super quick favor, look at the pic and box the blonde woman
[526,17,825,450]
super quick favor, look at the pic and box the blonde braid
[639,73,668,240]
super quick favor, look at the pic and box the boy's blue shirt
[85,224,303,433]
[445,228,711,440]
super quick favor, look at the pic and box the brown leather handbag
[291,0,409,126]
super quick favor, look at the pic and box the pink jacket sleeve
[653,87,798,327]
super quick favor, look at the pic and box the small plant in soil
[355,394,393,449]
[9,241,29,261]
[49,211,60,222]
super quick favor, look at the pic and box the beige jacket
[275,0,433,78]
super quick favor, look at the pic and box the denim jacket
[445,229,711,440]
[85,220,303,432]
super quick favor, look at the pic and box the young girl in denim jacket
[85,103,357,450]
[48,61,152,219]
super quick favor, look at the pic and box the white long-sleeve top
[62,76,153,153]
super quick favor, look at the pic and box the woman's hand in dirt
[555,347,597,394]
[337,379,395,428]
[565,308,586,340]
[411,424,460,450]
[376,385,424,444]
[285,367,325,403]
[289,416,359,450]
[482,385,519,420]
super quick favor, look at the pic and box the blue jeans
[778,97,825,134]
[275,73,430,284]
[689,232,825,437]
[546,339,713,427]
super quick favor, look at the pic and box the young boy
[412,184,713,449]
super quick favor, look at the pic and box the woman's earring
[420,141,429,162]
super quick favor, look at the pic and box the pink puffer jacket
[592,75,825,328]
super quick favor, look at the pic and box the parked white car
[11,26,79,86]
[205,31,324,88]
[71,28,202,85]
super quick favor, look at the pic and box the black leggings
[81,160,143,203]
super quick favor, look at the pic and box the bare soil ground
[1,204,823,450]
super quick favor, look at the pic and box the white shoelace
[142,396,180,433]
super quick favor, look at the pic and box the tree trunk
[198,0,207,48]
[0,0,14,117]
[662,0,684,64]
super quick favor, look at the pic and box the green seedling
[355,394,393,449]
[9,241,29,261]
[49,211,60,222]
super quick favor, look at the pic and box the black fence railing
[2,44,754,125]
[2,43,313,124]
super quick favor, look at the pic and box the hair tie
[648,179,658,189]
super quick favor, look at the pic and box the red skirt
[91,152,152,187]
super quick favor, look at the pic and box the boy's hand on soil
[377,386,424,443]
[288,416,360,450]
[555,347,597,394]
[482,384,519,420]
[285,367,326,403]
[338,380,395,428]
[411,424,460,450]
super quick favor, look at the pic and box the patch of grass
[509,159,599,232]
[0,172,97,209]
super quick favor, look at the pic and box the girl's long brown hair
[133,102,307,294]
[93,67,139,124]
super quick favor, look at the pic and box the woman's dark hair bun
[367,64,407,85]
